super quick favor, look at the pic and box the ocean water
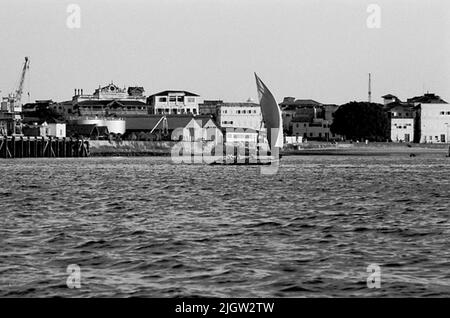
[0,155,449,297]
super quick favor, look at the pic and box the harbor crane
[2,56,30,112]
[1,57,30,135]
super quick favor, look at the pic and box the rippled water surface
[1,155,449,297]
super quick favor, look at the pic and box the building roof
[76,100,147,107]
[407,93,447,104]
[125,115,213,131]
[148,90,200,97]
[381,94,398,99]
[384,101,415,113]
[219,102,260,107]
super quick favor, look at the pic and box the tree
[330,102,389,141]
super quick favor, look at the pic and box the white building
[216,102,263,131]
[384,102,415,142]
[46,122,67,138]
[223,128,259,144]
[407,93,449,143]
[416,104,450,143]
[147,90,202,115]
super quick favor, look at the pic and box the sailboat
[210,73,283,165]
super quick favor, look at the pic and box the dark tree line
[330,102,389,141]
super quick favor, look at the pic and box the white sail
[254,73,283,149]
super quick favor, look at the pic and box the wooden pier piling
[0,136,90,159]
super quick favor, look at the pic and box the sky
[0,0,449,105]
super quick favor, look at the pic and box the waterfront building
[21,118,67,138]
[280,96,340,141]
[123,114,215,141]
[55,83,148,116]
[223,127,259,144]
[279,97,322,133]
[147,90,202,115]
[291,118,339,140]
[216,101,263,131]
[409,93,450,143]
[385,101,415,142]
[198,100,223,119]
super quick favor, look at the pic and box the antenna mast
[368,73,372,103]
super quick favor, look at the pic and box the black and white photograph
[0,0,449,307]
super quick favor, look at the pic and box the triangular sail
[254,73,283,149]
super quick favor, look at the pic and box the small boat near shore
[209,73,283,166]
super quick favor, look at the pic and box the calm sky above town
[0,0,449,104]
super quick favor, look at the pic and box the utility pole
[368,73,372,103]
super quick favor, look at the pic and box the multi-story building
[147,90,202,115]
[55,83,148,116]
[198,100,223,119]
[216,102,262,131]
[280,96,339,140]
[291,118,339,140]
[385,101,415,142]
[408,93,450,143]
[279,97,323,132]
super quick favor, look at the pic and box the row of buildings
[383,93,450,143]
[3,81,450,144]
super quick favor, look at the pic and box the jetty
[0,136,89,159]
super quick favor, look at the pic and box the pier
[0,136,90,159]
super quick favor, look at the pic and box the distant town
[1,57,450,147]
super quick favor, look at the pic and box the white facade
[149,91,201,115]
[217,103,263,131]
[391,118,414,142]
[418,103,450,143]
[46,123,66,138]
[224,128,259,144]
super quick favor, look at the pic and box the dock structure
[0,136,90,159]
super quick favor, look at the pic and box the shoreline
[87,140,450,157]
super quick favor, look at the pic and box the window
[243,110,246,114]
[159,97,167,102]
[237,110,241,114]
[440,111,445,115]
[186,108,190,113]
[193,109,197,114]
[177,96,184,102]
[169,96,176,102]
[447,112,450,115]
[187,98,195,103]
